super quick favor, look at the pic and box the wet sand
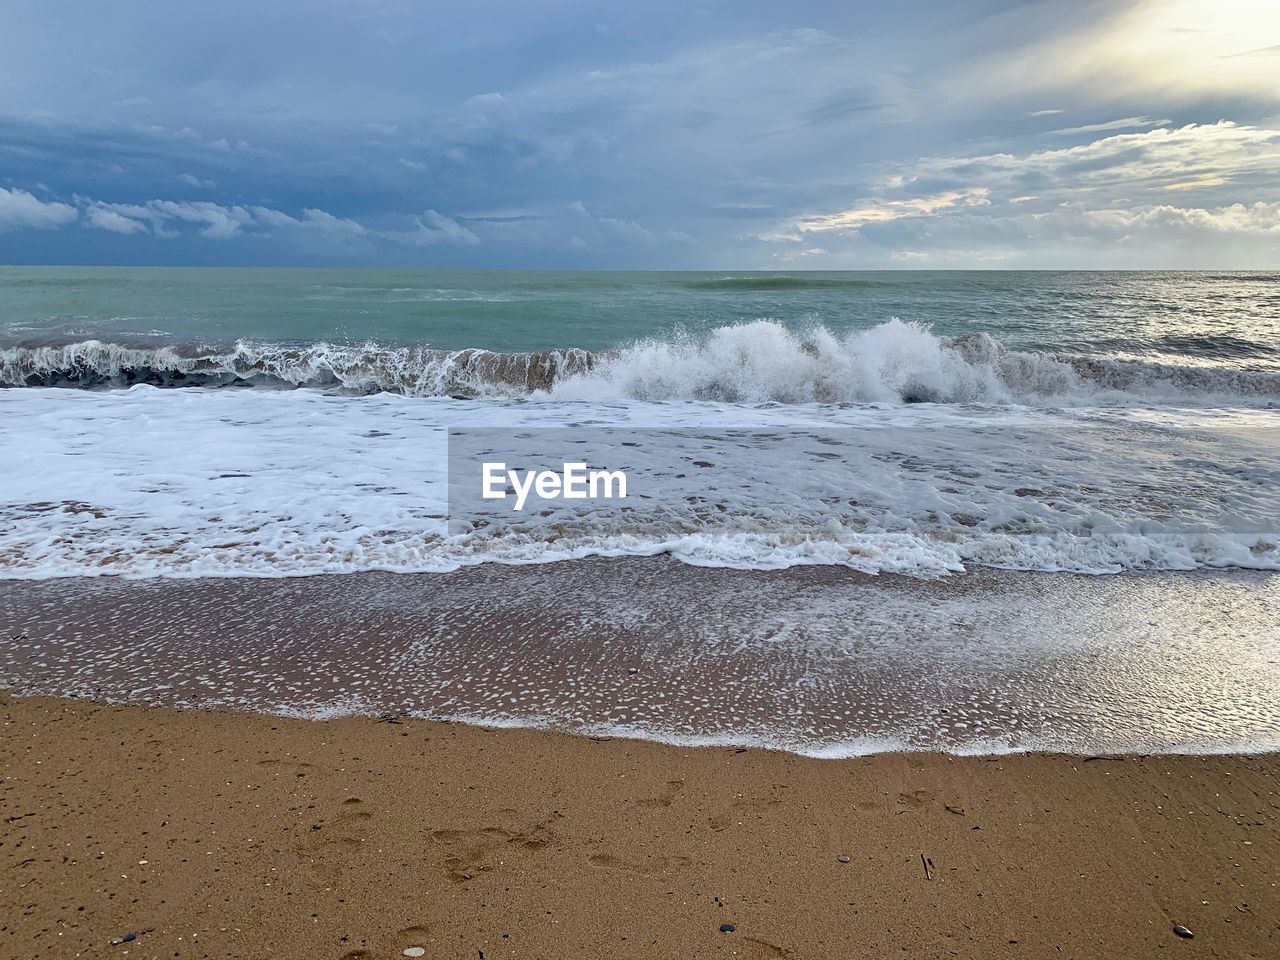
[2,693,1278,960]
[3,559,1279,754]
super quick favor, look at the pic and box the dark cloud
[0,0,1278,266]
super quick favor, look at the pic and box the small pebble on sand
[1172,925,1194,940]
[836,855,850,863]
[404,947,426,957]
[719,923,736,933]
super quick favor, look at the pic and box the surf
[2,319,1278,406]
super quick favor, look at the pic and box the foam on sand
[0,385,1275,579]
[3,562,1278,756]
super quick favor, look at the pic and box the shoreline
[4,693,1278,959]
[10,687,1280,763]
[4,560,1279,756]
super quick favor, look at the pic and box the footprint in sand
[742,936,788,958]
[430,824,553,884]
[635,779,686,809]
[256,758,315,778]
[586,852,693,875]
[897,790,932,810]
[294,797,375,886]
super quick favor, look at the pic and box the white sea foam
[2,320,1277,404]
[0,338,592,395]
[0,385,1275,579]
[550,319,1280,405]
[550,320,1069,404]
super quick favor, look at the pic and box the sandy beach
[5,3,1280,958]
[3,693,1277,959]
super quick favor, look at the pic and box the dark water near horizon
[2,266,1278,365]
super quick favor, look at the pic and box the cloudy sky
[2,0,1279,268]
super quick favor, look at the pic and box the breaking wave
[556,320,1280,406]
[0,339,594,397]
[2,319,1278,405]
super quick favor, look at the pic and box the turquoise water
[3,266,1277,755]
[2,266,1278,366]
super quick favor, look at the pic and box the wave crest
[550,320,1280,405]
[0,339,594,397]
[2,320,1277,405]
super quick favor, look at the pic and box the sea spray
[2,320,1278,405]
[0,339,594,396]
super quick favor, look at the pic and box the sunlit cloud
[958,0,1280,107]
[904,122,1280,197]
[754,118,1280,268]
[1050,116,1170,136]
[791,189,991,235]
[1165,175,1231,191]
[1222,42,1280,58]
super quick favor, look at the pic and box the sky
[1,0,1279,269]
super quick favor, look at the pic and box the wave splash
[0,339,594,397]
[551,319,1279,405]
[2,319,1277,404]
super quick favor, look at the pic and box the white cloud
[295,208,369,244]
[177,173,215,188]
[790,188,990,235]
[757,120,1280,267]
[1050,116,1169,136]
[85,205,148,234]
[146,200,254,239]
[1085,200,1280,237]
[899,122,1280,202]
[17,189,492,252]
[566,201,656,246]
[80,198,371,246]
[0,187,78,232]
[1164,175,1231,192]
[246,206,370,248]
[382,209,480,247]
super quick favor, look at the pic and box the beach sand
[3,694,1277,960]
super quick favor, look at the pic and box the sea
[1,267,1278,755]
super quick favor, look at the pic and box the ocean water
[3,564,1279,756]
[3,266,1279,362]
[1,267,1278,580]
[2,267,1279,753]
